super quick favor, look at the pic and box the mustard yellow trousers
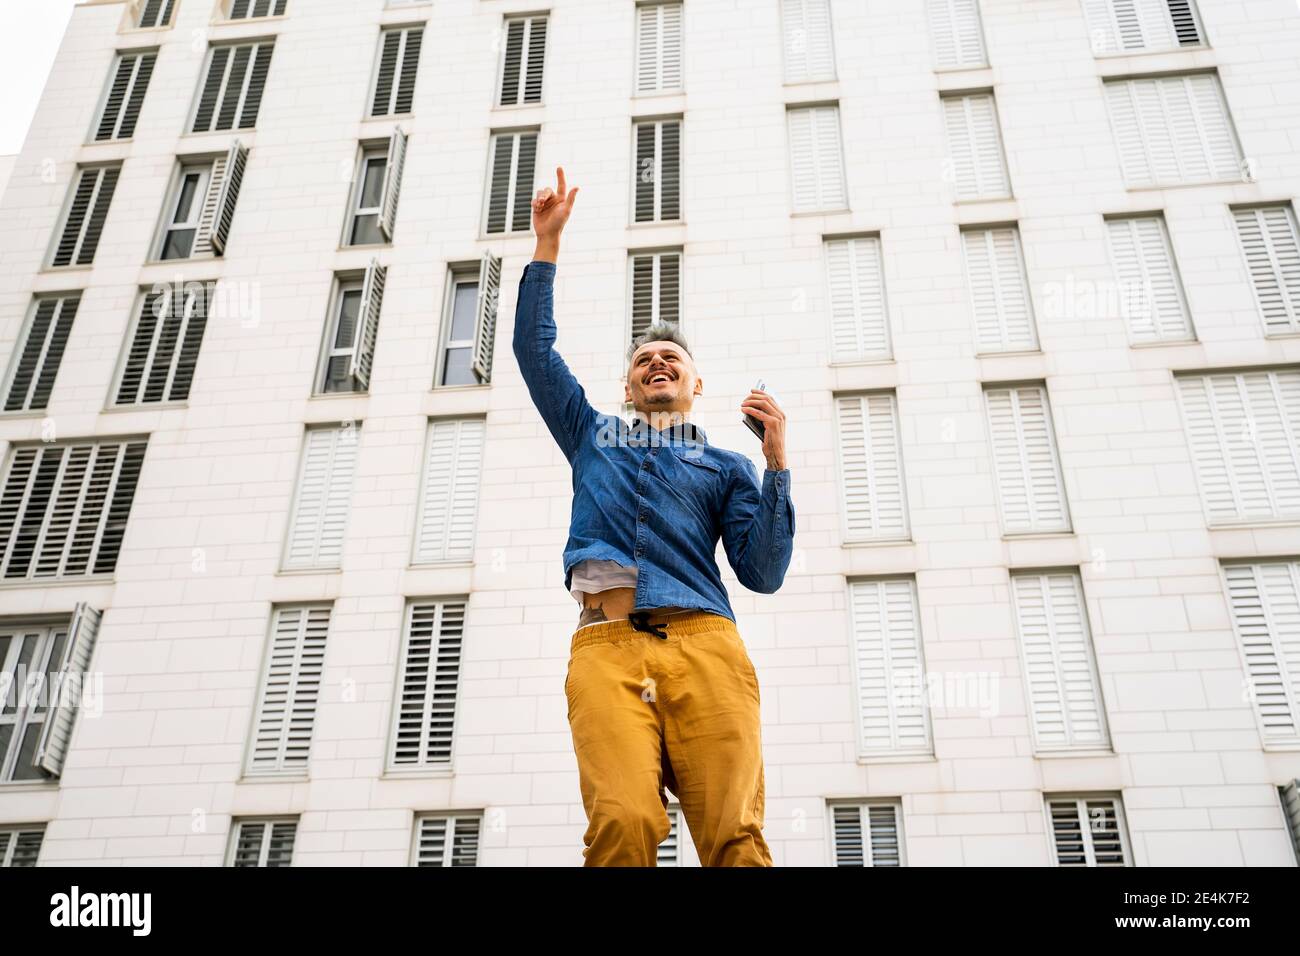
[564,610,772,866]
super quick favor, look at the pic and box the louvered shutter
[5,295,79,412]
[984,385,1070,533]
[836,394,909,540]
[116,282,213,405]
[471,250,502,382]
[629,250,682,343]
[782,0,835,83]
[928,0,987,69]
[135,0,176,29]
[636,3,683,94]
[413,814,481,866]
[247,605,330,774]
[32,603,102,777]
[1105,74,1241,188]
[0,439,148,580]
[52,166,120,267]
[96,51,156,141]
[1012,572,1110,751]
[787,105,847,212]
[414,419,485,563]
[377,128,407,241]
[832,803,903,866]
[942,93,1010,200]
[348,260,385,391]
[283,425,359,570]
[1222,561,1300,745]
[391,600,466,768]
[485,131,538,235]
[658,808,683,865]
[372,26,423,117]
[1175,370,1300,523]
[1083,0,1203,54]
[849,579,931,754]
[192,41,274,133]
[1106,215,1193,341]
[229,0,288,18]
[210,142,247,256]
[634,120,681,223]
[0,829,45,867]
[1048,796,1130,866]
[1281,780,1300,863]
[231,820,296,866]
[500,16,547,105]
[825,237,890,361]
[962,227,1038,352]
[1233,206,1300,336]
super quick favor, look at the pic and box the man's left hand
[741,389,787,471]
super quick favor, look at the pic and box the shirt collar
[628,416,709,446]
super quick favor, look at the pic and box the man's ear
[624,381,633,403]
[693,375,703,397]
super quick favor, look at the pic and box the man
[513,166,795,867]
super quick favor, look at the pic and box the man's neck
[638,408,691,432]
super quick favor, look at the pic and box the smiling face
[624,340,702,415]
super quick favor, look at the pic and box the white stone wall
[0,0,1298,866]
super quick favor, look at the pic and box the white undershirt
[569,558,638,605]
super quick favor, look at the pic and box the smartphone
[743,379,775,441]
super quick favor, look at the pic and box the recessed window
[437,253,501,387]
[316,262,386,394]
[94,50,156,141]
[345,133,407,246]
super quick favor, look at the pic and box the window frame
[314,273,368,395]
[785,102,850,214]
[480,127,540,237]
[343,144,391,248]
[495,13,548,108]
[629,115,684,226]
[385,596,469,774]
[826,799,908,867]
[435,267,483,389]
[153,160,214,262]
[0,619,68,785]
[1,293,81,415]
[1043,793,1134,867]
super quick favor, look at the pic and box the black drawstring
[629,611,669,640]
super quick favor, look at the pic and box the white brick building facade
[1,0,1299,867]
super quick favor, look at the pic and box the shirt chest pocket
[670,452,724,511]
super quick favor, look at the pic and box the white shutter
[836,393,909,541]
[1047,796,1130,866]
[499,16,546,106]
[658,807,683,866]
[229,819,296,867]
[825,237,890,361]
[832,803,904,866]
[471,250,502,383]
[1012,572,1110,751]
[391,600,466,768]
[115,282,213,405]
[942,93,1010,200]
[928,0,987,69]
[782,0,835,83]
[962,226,1038,352]
[1222,561,1300,746]
[1175,370,1300,524]
[1232,205,1300,336]
[1105,74,1241,188]
[283,425,359,570]
[636,3,682,94]
[32,603,102,777]
[984,385,1071,533]
[96,51,156,141]
[412,814,481,866]
[348,259,385,390]
[371,26,423,117]
[485,131,538,235]
[378,128,407,241]
[629,250,682,343]
[51,165,120,267]
[1105,215,1193,342]
[414,419,485,563]
[247,605,330,775]
[1083,0,1203,55]
[192,41,274,133]
[633,119,681,223]
[5,295,80,412]
[849,579,932,755]
[1281,780,1300,863]
[193,143,248,258]
[787,105,847,212]
[0,828,45,867]
[135,0,177,29]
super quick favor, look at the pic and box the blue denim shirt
[512,259,795,623]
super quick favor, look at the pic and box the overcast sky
[0,0,79,155]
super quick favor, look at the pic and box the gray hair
[627,322,692,366]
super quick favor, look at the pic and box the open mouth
[646,371,674,385]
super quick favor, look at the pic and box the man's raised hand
[533,165,579,241]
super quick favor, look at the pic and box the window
[628,249,681,345]
[941,92,1011,200]
[316,261,386,394]
[656,805,701,865]
[983,384,1071,534]
[835,393,910,542]
[49,165,120,268]
[1232,205,1300,337]
[413,419,485,564]
[1281,780,1300,864]
[4,294,79,413]
[246,605,330,776]
[131,0,176,29]
[95,51,156,141]
[483,129,538,235]
[411,813,481,866]
[345,131,407,246]
[282,424,360,571]
[1046,795,1131,866]
[1221,561,1300,748]
[1011,571,1110,752]
[1105,214,1194,342]
[437,252,502,387]
[831,802,905,866]
[227,819,297,866]
[225,0,288,19]
[156,144,249,260]
[0,441,147,580]
[0,605,103,782]
[113,282,215,406]
[787,104,848,213]
[962,225,1038,353]
[0,827,45,866]
[1082,0,1205,55]
[371,26,424,117]
[826,236,891,362]
[1104,73,1242,188]
[191,41,275,133]
[389,599,466,770]
[848,578,932,756]
[928,0,987,69]
[1174,370,1300,524]
[632,118,681,223]
[781,0,835,83]
[498,15,547,106]
[635,2,683,94]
